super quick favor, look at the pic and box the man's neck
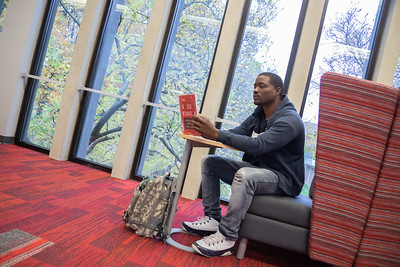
[262,98,282,120]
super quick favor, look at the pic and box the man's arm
[192,113,254,139]
[227,116,254,136]
[192,114,219,140]
[218,115,303,155]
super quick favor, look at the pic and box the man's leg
[219,167,282,240]
[192,167,282,257]
[182,155,253,235]
[201,155,255,221]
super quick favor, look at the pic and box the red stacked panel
[308,72,399,266]
[355,98,400,266]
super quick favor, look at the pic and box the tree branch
[157,136,181,163]
[59,1,80,26]
[87,136,113,155]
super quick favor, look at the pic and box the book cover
[179,94,200,136]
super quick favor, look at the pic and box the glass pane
[138,0,228,177]
[26,81,64,147]
[302,0,383,190]
[394,56,400,88]
[23,1,86,149]
[73,0,153,166]
[81,95,128,166]
[221,0,302,129]
[0,0,9,35]
[217,0,303,200]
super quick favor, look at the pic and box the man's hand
[193,114,219,140]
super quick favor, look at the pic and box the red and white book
[179,94,200,136]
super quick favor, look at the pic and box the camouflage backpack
[122,173,177,240]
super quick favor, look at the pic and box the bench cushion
[246,194,312,229]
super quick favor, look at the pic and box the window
[394,56,400,88]
[301,0,384,194]
[72,0,153,167]
[216,0,303,200]
[0,0,8,34]
[134,0,228,178]
[16,0,86,150]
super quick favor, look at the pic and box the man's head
[253,72,284,107]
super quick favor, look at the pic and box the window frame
[69,0,119,173]
[14,0,59,154]
[130,0,231,180]
[363,0,391,80]
[130,0,185,180]
[215,0,311,201]
[299,0,392,114]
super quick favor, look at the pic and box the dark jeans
[201,155,284,240]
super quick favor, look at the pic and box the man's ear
[275,87,282,96]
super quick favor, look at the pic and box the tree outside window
[302,0,383,195]
[394,57,400,88]
[216,0,303,200]
[73,0,153,166]
[137,0,228,178]
[22,1,86,149]
[0,0,8,34]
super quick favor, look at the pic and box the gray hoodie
[217,95,305,196]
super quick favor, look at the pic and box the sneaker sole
[181,223,218,236]
[191,242,233,258]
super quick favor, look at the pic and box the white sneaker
[182,216,219,236]
[192,231,235,257]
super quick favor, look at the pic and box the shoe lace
[202,232,225,246]
[194,216,211,225]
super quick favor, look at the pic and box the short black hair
[258,72,284,98]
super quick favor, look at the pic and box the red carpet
[0,144,328,266]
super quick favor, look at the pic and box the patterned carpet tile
[0,229,54,267]
[0,145,328,266]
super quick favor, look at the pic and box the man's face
[253,75,280,106]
